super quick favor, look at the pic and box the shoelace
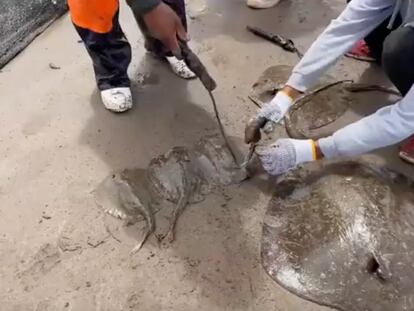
[172,60,190,73]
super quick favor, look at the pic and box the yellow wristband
[310,140,317,161]
[278,90,294,103]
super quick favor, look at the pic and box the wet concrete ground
[1,0,414,310]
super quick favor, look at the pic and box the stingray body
[250,65,292,103]
[94,135,247,250]
[250,65,353,139]
[262,161,414,311]
[250,65,399,140]
[285,81,353,139]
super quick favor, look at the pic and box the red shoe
[345,40,376,62]
[399,136,414,164]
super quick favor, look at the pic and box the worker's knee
[383,27,414,65]
[382,26,414,95]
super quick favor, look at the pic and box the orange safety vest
[68,0,119,34]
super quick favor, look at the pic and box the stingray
[249,65,352,131]
[93,135,247,253]
[249,65,400,140]
[261,160,414,311]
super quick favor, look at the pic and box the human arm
[245,0,396,144]
[128,1,187,55]
[287,0,395,91]
[319,87,414,158]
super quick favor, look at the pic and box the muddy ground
[1,0,414,310]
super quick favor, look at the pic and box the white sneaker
[166,56,196,80]
[247,0,281,9]
[100,87,133,113]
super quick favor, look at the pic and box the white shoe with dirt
[166,56,196,79]
[246,0,281,9]
[101,87,133,113]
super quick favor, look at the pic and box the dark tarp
[0,0,67,68]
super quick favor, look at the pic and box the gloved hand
[245,91,293,144]
[256,139,316,176]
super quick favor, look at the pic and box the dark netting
[0,0,67,68]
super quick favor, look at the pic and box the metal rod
[208,91,239,166]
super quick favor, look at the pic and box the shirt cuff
[318,136,339,159]
[286,72,312,93]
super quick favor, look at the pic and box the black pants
[346,0,401,61]
[346,0,413,96]
[382,26,414,96]
[73,0,187,91]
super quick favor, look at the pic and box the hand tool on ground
[178,40,239,166]
[246,26,303,58]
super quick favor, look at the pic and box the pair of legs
[67,0,194,112]
[345,0,414,163]
[345,0,401,62]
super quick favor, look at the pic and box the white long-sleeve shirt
[286,0,414,157]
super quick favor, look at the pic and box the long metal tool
[179,41,239,166]
[246,25,303,58]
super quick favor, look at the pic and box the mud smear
[94,135,247,252]
[17,243,61,291]
[262,161,414,311]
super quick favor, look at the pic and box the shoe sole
[105,106,132,113]
[247,4,278,8]
[399,151,414,165]
[345,53,376,63]
[246,0,281,8]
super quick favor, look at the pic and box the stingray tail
[162,192,190,243]
[130,228,152,255]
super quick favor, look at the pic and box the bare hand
[143,3,188,57]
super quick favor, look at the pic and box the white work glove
[256,139,316,176]
[245,91,293,144]
[258,91,293,123]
